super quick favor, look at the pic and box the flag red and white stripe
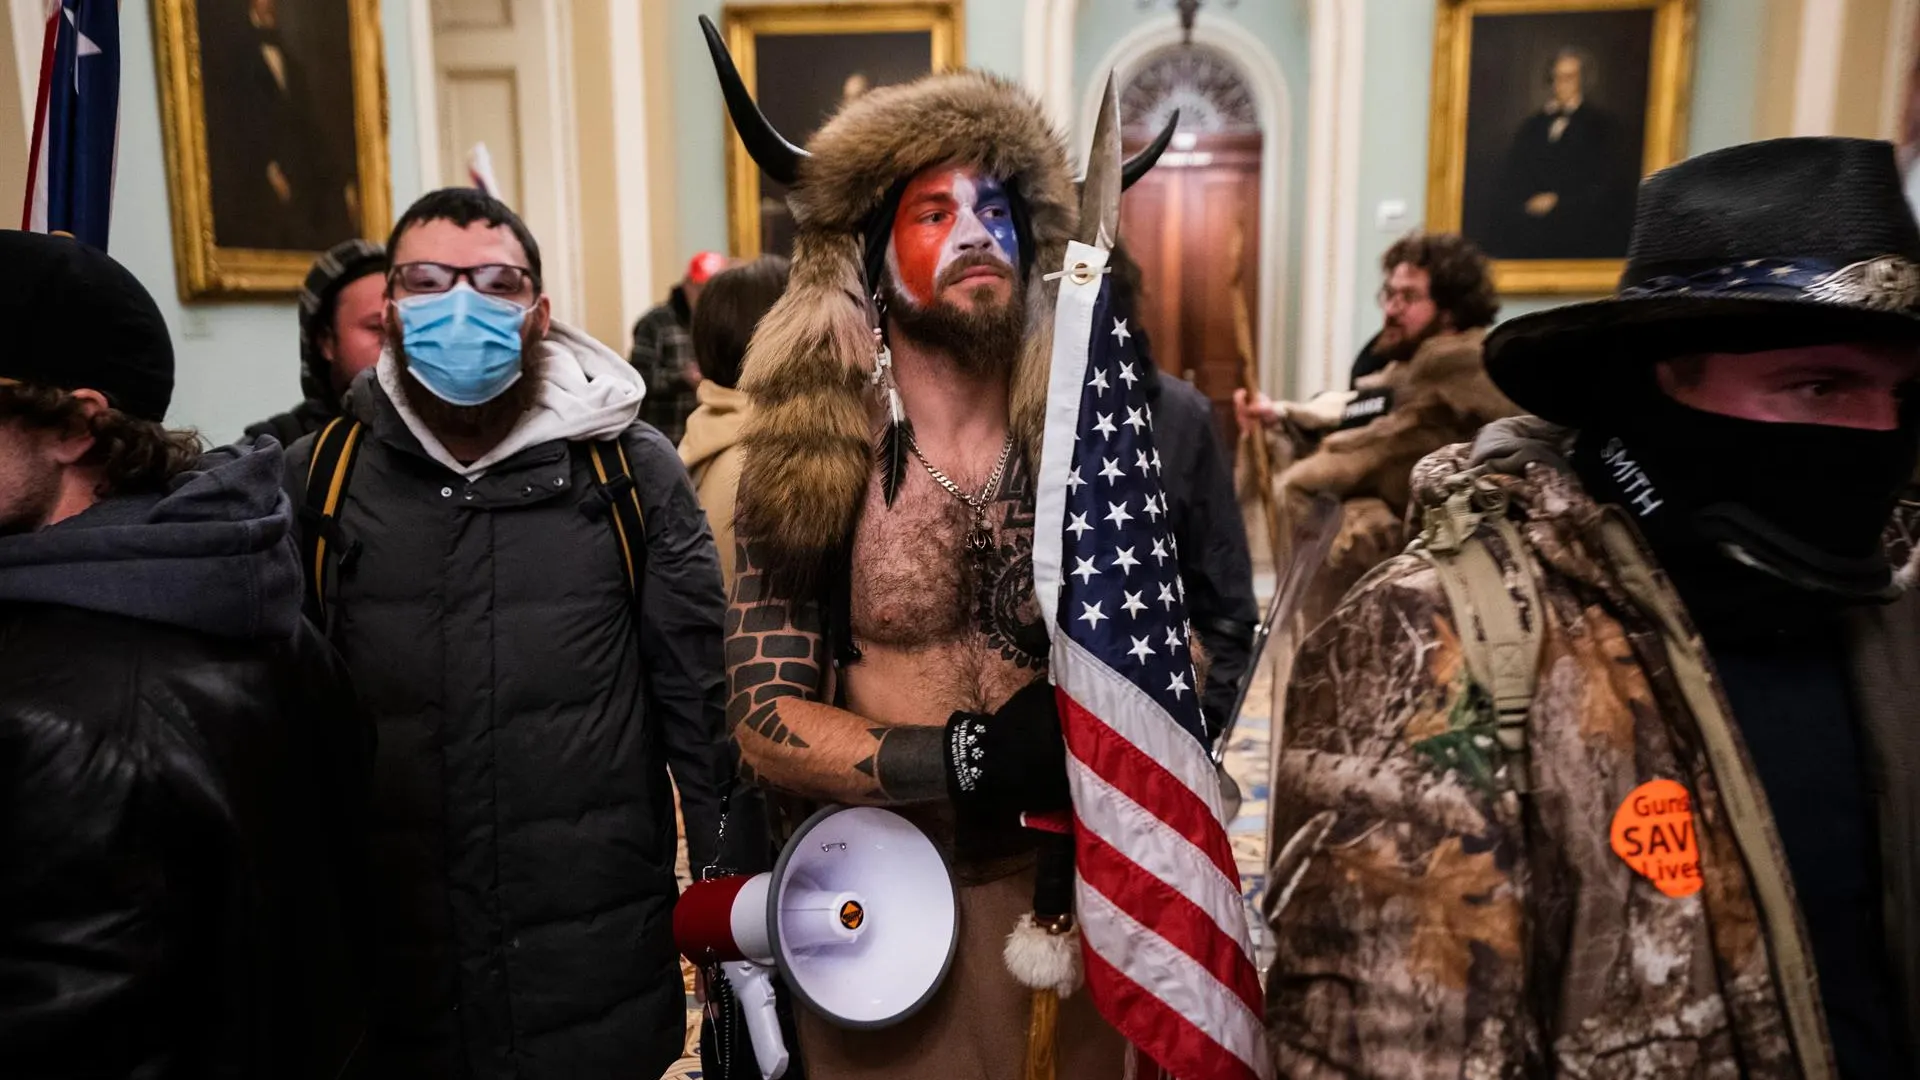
[1032,241,1272,1080]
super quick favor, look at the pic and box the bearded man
[1237,230,1517,627]
[283,188,733,1080]
[703,26,1173,1079]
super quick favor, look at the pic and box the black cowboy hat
[1485,137,1920,426]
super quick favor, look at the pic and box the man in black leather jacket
[0,232,372,1078]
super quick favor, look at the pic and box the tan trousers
[795,867,1128,1079]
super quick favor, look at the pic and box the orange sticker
[1609,779,1703,898]
[839,900,865,931]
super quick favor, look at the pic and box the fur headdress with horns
[702,19,1172,598]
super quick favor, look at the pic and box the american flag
[23,0,120,247]
[1033,242,1271,1080]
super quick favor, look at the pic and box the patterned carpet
[659,659,1278,1079]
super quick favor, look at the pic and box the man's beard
[1375,316,1442,365]
[886,254,1026,376]
[390,327,546,440]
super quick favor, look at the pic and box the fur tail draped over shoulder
[734,71,1078,600]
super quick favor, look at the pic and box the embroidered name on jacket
[1338,388,1393,430]
[1600,438,1664,516]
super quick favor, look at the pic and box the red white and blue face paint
[888,165,1020,307]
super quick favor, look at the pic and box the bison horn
[700,15,808,187]
[1122,111,1180,189]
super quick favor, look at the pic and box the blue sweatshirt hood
[0,438,303,640]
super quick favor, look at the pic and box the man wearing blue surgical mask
[282,188,738,1080]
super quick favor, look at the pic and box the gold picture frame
[1426,0,1696,294]
[153,0,391,299]
[722,1,963,258]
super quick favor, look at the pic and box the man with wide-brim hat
[1264,137,1920,1079]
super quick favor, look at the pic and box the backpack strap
[302,417,366,625]
[1415,485,1545,792]
[586,440,647,604]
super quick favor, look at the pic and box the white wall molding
[1882,0,1919,139]
[408,0,443,199]
[1026,0,1079,134]
[607,0,655,336]
[1793,0,1848,135]
[1298,0,1363,398]
[9,0,45,144]
[546,0,587,324]
[1078,12,1293,396]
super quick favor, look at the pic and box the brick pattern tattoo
[726,539,892,803]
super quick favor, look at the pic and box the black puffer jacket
[1142,362,1258,739]
[286,368,730,1080]
[0,440,372,1079]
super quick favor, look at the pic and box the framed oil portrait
[153,0,391,298]
[722,2,963,258]
[1426,0,1696,293]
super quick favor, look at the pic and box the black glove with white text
[944,679,1071,823]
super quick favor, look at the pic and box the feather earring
[870,319,913,507]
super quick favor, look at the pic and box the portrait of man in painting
[1460,10,1654,261]
[197,0,362,252]
[748,29,938,256]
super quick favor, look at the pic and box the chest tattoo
[968,457,1048,669]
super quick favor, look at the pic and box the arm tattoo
[726,539,918,805]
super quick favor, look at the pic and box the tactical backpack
[1412,482,1547,791]
[299,416,649,625]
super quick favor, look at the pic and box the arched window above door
[1120,45,1259,137]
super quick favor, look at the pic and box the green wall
[1351,0,1770,349]
[669,0,1026,265]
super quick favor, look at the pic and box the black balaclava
[1573,367,1917,629]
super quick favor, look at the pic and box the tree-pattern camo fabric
[1266,434,1811,1079]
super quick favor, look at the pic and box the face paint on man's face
[887,166,1020,307]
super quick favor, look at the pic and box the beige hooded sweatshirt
[677,380,750,591]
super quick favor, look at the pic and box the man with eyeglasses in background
[282,188,734,1080]
[1234,230,1515,633]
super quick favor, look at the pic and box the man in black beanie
[0,231,372,1077]
[1267,138,1920,1078]
[246,238,387,446]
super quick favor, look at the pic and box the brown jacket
[1278,327,1517,512]
[678,381,749,591]
[1266,418,1920,1078]
[1273,327,1521,634]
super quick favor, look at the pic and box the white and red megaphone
[675,806,959,1079]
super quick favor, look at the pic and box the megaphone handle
[721,962,790,1080]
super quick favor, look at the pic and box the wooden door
[1119,132,1262,449]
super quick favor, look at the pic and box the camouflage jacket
[1266,418,1920,1079]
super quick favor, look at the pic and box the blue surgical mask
[396,285,530,406]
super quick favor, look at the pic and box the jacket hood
[0,438,303,639]
[375,319,644,478]
[678,381,750,474]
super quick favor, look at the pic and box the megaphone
[675,806,959,1078]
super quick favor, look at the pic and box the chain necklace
[905,430,1014,553]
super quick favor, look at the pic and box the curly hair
[1382,231,1499,331]
[0,382,204,498]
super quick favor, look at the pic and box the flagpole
[21,4,58,231]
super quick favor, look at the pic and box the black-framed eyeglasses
[1377,285,1428,310]
[390,262,540,298]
